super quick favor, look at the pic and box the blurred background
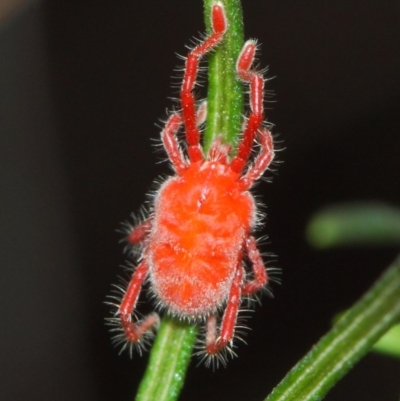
[1,0,399,400]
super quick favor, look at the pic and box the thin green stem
[373,322,400,358]
[135,318,197,401]
[265,255,400,401]
[307,202,400,248]
[134,1,244,400]
[203,0,244,150]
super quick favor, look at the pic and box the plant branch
[307,202,400,248]
[265,255,400,401]
[203,0,244,150]
[135,319,197,401]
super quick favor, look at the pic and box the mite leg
[242,235,268,295]
[118,261,159,343]
[181,3,226,162]
[206,265,243,355]
[238,127,274,191]
[161,113,188,175]
[125,218,153,245]
[161,100,210,174]
[230,40,265,174]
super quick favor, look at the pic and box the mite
[109,1,276,366]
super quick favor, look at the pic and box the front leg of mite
[206,265,244,355]
[180,2,226,163]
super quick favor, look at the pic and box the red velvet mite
[109,1,276,366]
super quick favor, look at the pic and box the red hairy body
[148,161,254,316]
[108,2,276,366]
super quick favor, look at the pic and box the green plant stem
[307,202,400,248]
[135,1,244,400]
[203,0,244,151]
[135,318,197,401]
[265,255,400,401]
[373,322,400,358]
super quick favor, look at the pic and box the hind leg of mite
[205,264,244,360]
[114,261,159,353]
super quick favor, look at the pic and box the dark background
[1,1,399,400]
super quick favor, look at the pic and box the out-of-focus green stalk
[265,256,400,401]
[373,323,400,358]
[307,202,400,248]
